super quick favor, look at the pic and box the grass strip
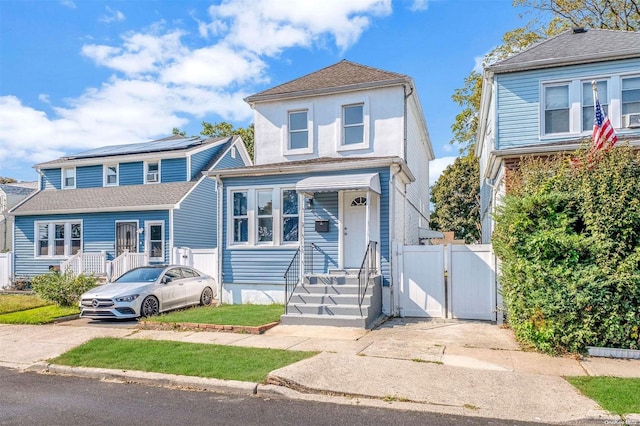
[566,376,640,415]
[146,304,284,326]
[0,294,50,315]
[52,337,316,383]
[0,305,79,324]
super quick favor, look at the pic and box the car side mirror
[162,276,172,284]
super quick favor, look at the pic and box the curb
[137,321,280,334]
[29,363,259,396]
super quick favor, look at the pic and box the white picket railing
[107,251,149,281]
[0,252,12,288]
[60,251,107,277]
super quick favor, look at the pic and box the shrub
[493,145,640,354]
[31,270,98,307]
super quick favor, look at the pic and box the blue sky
[0,0,527,183]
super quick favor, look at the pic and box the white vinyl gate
[0,252,12,288]
[172,247,218,279]
[397,244,497,321]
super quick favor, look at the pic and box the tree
[430,153,480,243]
[0,177,17,184]
[200,121,255,160]
[172,127,186,137]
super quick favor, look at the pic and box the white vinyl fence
[396,244,498,322]
[173,247,218,278]
[0,252,12,288]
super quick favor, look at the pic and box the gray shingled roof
[0,183,36,196]
[11,181,197,215]
[489,28,640,73]
[36,135,231,167]
[245,60,409,103]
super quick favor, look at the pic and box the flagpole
[592,80,598,109]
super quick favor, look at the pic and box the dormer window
[145,161,159,184]
[104,164,119,186]
[288,110,309,150]
[62,168,76,189]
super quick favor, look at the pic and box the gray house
[0,183,37,251]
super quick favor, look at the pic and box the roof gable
[489,28,640,74]
[245,60,409,103]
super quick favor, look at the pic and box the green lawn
[0,294,50,314]
[0,305,79,324]
[52,337,316,383]
[566,376,640,415]
[146,304,284,326]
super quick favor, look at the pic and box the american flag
[591,97,617,151]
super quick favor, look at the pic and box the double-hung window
[543,84,570,135]
[582,81,608,132]
[62,168,76,189]
[146,161,159,183]
[146,222,164,261]
[622,76,640,116]
[256,190,273,243]
[36,221,82,257]
[288,110,309,151]
[232,191,249,243]
[105,164,118,186]
[282,189,299,243]
[343,104,364,145]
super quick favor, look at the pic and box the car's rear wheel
[200,287,214,306]
[141,296,159,317]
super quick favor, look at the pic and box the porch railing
[283,247,301,315]
[107,251,149,281]
[60,251,107,277]
[357,241,378,313]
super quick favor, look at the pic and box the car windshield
[114,267,163,283]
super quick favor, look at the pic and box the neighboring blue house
[208,60,434,327]
[10,135,250,280]
[477,28,640,243]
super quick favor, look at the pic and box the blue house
[10,135,250,280]
[477,28,640,243]
[207,60,434,327]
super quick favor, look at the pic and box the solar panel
[68,137,204,159]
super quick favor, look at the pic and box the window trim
[283,104,314,155]
[104,164,119,187]
[34,220,83,259]
[145,221,164,262]
[541,82,572,137]
[62,167,76,190]
[337,97,370,151]
[144,160,161,184]
[227,186,300,248]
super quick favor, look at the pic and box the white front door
[343,192,368,268]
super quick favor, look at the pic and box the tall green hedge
[492,146,640,354]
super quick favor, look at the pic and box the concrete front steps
[280,274,382,328]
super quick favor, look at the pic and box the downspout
[213,175,224,306]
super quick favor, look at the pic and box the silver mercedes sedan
[79,265,216,319]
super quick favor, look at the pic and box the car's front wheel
[200,287,214,306]
[141,296,160,317]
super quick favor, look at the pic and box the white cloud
[205,0,392,55]
[429,156,458,186]
[441,143,454,153]
[1,0,404,169]
[410,0,429,11]
[60,0,76,9]
[99,6,125,24]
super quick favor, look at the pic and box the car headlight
[115,294,139,302]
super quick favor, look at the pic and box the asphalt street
[0,367,544,426]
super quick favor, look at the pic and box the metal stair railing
[357,241,378,314]
[283,248,301,315]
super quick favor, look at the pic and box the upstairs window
[104,164,119,186]
[622,76,640,116]
[62,168,76,189]
[145,161,159,184]
[582,81,609,132]
[544,84,570,135]
[343,104,364,145]
[288,110,309,150]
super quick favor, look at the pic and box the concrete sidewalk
[2,318,640,424]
